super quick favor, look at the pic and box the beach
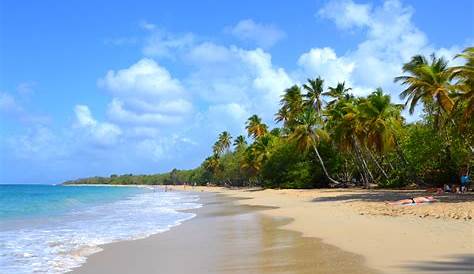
[72,192,377,274]
[71,187,474,274]
[180,187,474,273]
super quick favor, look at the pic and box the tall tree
[450,47,474,126]
[303,77,324,113]
[213,131,232,155]
[233,135,247,151]
[277,85,304,129]
[395,54,454,127]
[290,107,341,185]
[323,82,352,108]
[246,115,268,139]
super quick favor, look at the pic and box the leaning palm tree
[290,107,341,185]
[325,98,375,187]
[246,115,268,139]
[358,89,405,180]
[394,54,454,127]
[303,77,324,113]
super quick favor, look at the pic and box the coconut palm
[395,54,454,120]
[450,47,474,124]
[246,115,268,139]
[325,98,375,186]
[359,88,404,153]
[277,85,304,129]
[213,131,232,155]
[323,82,352,108]
[252,134,275,164]
[233,135,247,150]
[203,154,220,173]
[357,89,404,180]
[290,107,341,185]
[303,77,324,113]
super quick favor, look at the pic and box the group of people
[444,168,471,194]
[387,168,471,206]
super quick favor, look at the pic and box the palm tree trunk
[352,138,374,188]
[311,143,342,186]
[366,147,389,180]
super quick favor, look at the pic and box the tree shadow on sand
[310,190,474,204]
[400,254,474,273]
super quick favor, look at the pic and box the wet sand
[181,187,474,274]
[72,192,377,274]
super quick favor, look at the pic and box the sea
[0,184,201,274]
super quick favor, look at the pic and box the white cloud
[184,43,295,122]
[227,19,286,48]
[75,105,97,127]
[297,47,355,88]
[98,58,192,126]
[74,105,122,146]
[318,0,371,29]
[310,0,464,100]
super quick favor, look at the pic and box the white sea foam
[0,190,201,274]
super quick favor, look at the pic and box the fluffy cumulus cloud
[297,47,355,88]
[98,58,192,127]
[184,42,294,124]
[308,0,463,99]
[74,105,122,146]
[227,19,286,48]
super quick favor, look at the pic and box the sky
[0,0,473,184]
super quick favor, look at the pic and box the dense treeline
[66,48,473,189]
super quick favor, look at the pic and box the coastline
[72,192,378,274]
[176,186,474,273]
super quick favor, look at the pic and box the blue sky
[1,0,473,184]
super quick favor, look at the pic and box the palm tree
[325,98,375,186]
[395,54,454,124]
[290,107,341,185]
[213,131,232,155]
[359,88,404,153]
[323,82,352,108]
[252,134,275,164]
[203,154,220,173]
[303,77,324,113]
[358,89,404,180]
[450,47,474,126]
[233,135,247,150]
[277,85,304,129]
[246,115,268,139]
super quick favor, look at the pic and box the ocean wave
[0,190,201,274]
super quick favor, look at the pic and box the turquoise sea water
[0,184,201,274]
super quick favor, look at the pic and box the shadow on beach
[310,190,474,204]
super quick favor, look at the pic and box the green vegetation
[65,48,473,189]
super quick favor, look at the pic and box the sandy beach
[70,186,474,273]
[177,186,473,273]
[72,192,377,274]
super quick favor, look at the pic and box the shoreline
[175,186,474,273]
[72,192,377,274]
